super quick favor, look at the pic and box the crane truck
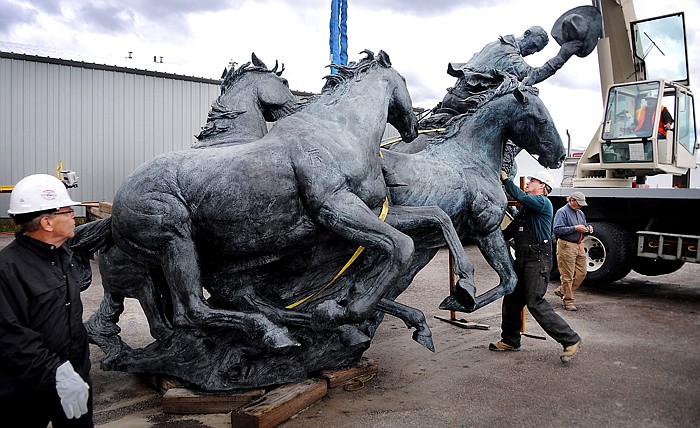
[548,0,699,285]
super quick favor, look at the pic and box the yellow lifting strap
[285,196,390,309]
[379,128,446,147]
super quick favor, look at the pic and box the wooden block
[231,378,327,428]
[317,358,378,388]
[99,201,113,214]
[163,387,265,414]
[88,206,108,221]
[139,373,185,395]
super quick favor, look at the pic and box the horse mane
[196,59,279,141]
[320,49,391,93]
[220,62,272,95]
[431,74,539,144]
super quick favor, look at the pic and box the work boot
[561,340,581,363]
[553,287,564,298]
[489,341,520,352]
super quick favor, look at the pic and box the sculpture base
[101,323,373,391]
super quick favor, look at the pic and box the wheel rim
[583,236,606,272]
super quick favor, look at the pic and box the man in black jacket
[0,174,92,427]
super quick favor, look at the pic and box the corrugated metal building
[1,43,222,217]
[1,43,406,218]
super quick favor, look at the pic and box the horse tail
[70,217,114,291]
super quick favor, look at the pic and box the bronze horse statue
[74,50,472,389]
[77,53,301,349]
[192,53,299,148]
[382,79,566,312]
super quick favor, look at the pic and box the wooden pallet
[162,387,265,414]
[317,358,378,388]
[231,378,327,428]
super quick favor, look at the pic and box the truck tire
[582,222,635,285]
[631,258,685,276]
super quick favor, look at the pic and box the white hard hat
[8,174,80,215]
[528,170,554,190]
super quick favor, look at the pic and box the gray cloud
[27,0,62,15]
[0,1,38,34]
[1,0,239,37]
[352,0,510,17]
[77,3,137,33]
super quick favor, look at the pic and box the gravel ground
[2,233,698,427]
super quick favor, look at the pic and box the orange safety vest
[634,106,646,132]
[658,106,669,137]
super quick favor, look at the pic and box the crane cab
[572,11,698,187]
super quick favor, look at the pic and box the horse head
[505,85,566,169]
[376,50,419,143]
[219,53,298,122]
[323,49,418,144]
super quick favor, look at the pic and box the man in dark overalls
[490,170,581,363]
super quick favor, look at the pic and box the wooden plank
[231,378,327,428]
[99,201,113,214]
[163,387,265,415]
[317,358,378,388]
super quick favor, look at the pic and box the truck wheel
[631,258,685,276]
[582,222,635,285]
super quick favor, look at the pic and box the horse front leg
[155,227,299,351]
[439,228,517,312]
[312,194,415,327]
[384,205,477,309]
[377,298,434,352]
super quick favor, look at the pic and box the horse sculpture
[78,53,300,350]
[192,53,299,148]
[382,79,566,311]
[76,50,485,389]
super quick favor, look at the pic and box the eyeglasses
[51,208,75,216]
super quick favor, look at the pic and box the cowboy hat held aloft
[551,5,603,58]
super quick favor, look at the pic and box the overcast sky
[1,0,698,152]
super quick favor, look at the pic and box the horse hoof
[454,278,477,310]
[412,330,435,352]
[262,327,300,350]
[338,325,371,347]
[438,295,475,313]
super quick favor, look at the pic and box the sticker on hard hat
[42,189,57,200]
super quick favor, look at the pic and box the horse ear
[251,52,267,69]
[276,63,285,76]
[447,63,463,78]
[377,50,392,67]
[514,87,527,104]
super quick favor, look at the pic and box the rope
[343,374,376,391]
[285,196,390,309]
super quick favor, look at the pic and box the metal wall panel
[1,53,407,218]
[1,54,220,217]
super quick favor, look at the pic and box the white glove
[55,361,90,419]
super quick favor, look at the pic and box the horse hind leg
[377,298,434,352]
[312,194,415,326]
[85,291,132,368]
[158,232,299,350]
[384,205,478,311]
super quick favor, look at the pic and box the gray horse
[192,53,299,148]
[107,50,420,351]
[78,53,300,349]
[382,81,566,312]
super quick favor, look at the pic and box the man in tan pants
[553,192,591,311]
